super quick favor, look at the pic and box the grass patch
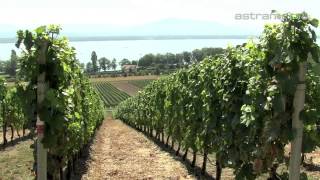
[0,74,10,78]
[0,139,34,180]
[128,79,154,89]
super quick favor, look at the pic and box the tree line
[85,47,224,74]
[85,51,118,73]
[1,45,224,77]
[137,47,224,68]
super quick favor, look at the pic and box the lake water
[0,39,247,65]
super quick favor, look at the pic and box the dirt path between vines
[77,118,194,179]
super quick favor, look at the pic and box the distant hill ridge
[0,35,258,43]
[0,18,319,42]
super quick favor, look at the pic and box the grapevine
[16,25,105,178]
[115,12,320,179]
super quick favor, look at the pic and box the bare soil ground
[74,118,194,180]
[110,81,141,96]
[0,120,318,179]
[91,75,160,83]
[71,115,320,180]
[0,129,30,144]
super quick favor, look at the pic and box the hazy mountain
[61,19,260,37]
[0,19,318,39]
[0,19,258,38]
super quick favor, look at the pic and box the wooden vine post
[289,61,307,180]
[36,40,49,180]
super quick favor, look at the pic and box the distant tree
[0,61,7,73]
[9,50,17,76]
[175,53,184,65]
[154,54,162,64]
[138,54,155,67]
[192,49,204,62]
[131,60,138,65]
[182,51,192,64]
[86,62,93,73]
[3,61,10,75]
[165,53,177,65]
[80,63,85,70]
[106,59,111,70]
[131,48,224,71]
[155,66,160,75]
[119,58,131,66]
[201,47,224,57]
[91,51,98,73]
[111,58,117,70]
[99,57,108,72]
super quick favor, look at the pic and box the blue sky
[0,0,319,36]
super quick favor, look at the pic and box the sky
[0,0,319,36]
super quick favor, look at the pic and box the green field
[128,79,154,88]
[93,82,130,107]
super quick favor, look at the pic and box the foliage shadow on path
[0,133,33,151]
[70,127,100,180]
[128,124,215,180]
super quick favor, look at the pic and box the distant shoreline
[0,35,257,43]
